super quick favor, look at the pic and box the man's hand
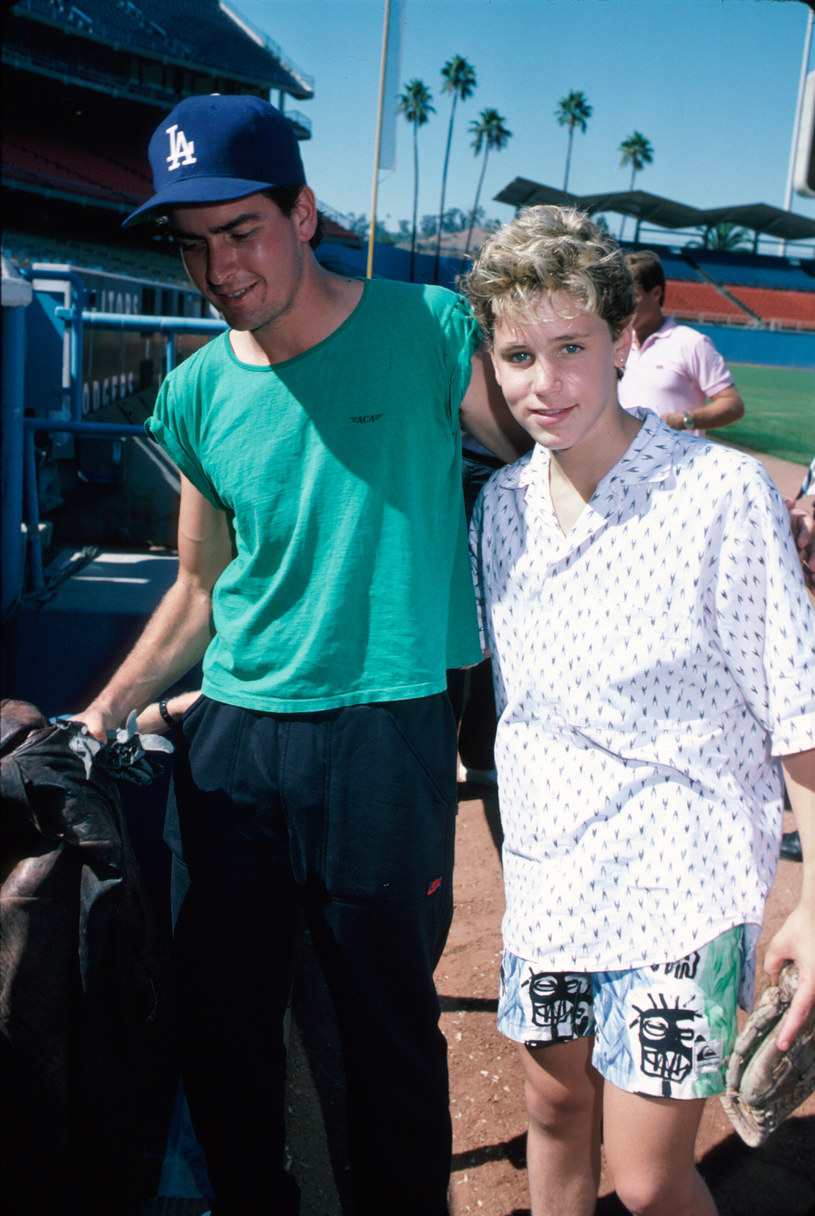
[662,411,689,431]
[662,385,745,433]
[67,705,121,744]
[768,750,815,1050]
[764,902,815,1051]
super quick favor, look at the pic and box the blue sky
[232,0,815,246]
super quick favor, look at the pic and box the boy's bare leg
[602,1085,717,1216]
[518,1037,603,1216]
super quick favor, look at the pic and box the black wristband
[158,698,176,728]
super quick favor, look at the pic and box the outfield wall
[692,324,815,370]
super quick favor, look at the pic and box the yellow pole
[367,0,391,278]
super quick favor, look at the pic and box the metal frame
[2,267,224,614]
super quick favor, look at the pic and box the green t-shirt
[146,278,482,711]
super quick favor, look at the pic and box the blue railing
[2,269,225,615]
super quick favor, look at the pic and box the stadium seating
[624,244,814,328]
[724,287,815,330]
[684,249,815,292]
[3,119,152,206]
[2,226,192,288]
[649,250,701,282]
[663,280,751,325]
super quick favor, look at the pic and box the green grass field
[722,363,814,466]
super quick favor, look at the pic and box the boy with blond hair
[462,206,815,1216]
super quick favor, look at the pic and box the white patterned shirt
[470,411,815,997]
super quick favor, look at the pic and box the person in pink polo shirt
[618,250,745,437]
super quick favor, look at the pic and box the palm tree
[619,130,654,191]
[464,108,512,261]
[618,131,653,240]
[689,221,752,252]
[556,89,592,192]
[398,79,434,282]
[433,55,477,284]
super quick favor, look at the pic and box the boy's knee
[612,1165,707,1216]
[520,1039,601,1139]
[524,1071,596,1137]
[612,1172,665,1216]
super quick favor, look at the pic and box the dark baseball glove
[720,963,815,1147]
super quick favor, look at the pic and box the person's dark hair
[264,186,325,250]
[624,251,665,306]
[155,185,326,250]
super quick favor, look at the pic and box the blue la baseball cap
[124,94,306,226]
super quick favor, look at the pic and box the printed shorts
[498,927,743,1100]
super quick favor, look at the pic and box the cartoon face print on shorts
[629,993,703,1095]
[523,970,593,1043]
[625,954,726,1099]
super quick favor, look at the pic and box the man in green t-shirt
[74,95,528,1216]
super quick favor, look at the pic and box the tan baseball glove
[720,963,815,1147]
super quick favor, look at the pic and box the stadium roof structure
[495,178,815,247]
[6,0,314,105]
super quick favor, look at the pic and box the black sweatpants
[166,693,458,1216]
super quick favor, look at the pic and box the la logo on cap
[166,124,197,171]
